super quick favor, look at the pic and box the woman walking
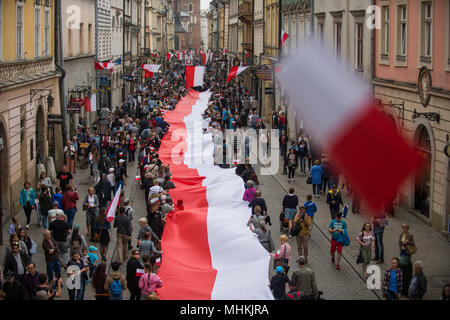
[249,220,275,253]
[271,235,291,274]
[310,160,323,198]
[95,208,111,261]
[356,222,375,278]
[286,148,298,183]
[39,171,53,195]
[282,187,298,236]
[83,187,99,239]
[399,223,415,296]
[91,262,109,300]
[19,181,36,230]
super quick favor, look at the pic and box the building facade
[62,0,96,136]
[174,0,202,50]
[0,0,63,219]
[200,9,209,49]
[373,0,450,234]
[111,0,124,108]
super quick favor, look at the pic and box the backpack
[110,279,122,296]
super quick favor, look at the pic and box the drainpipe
[55,0,68,144]
[370,0,376,96]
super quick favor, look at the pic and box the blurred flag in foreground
[280,41,423,213]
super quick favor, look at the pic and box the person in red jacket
[62,185,79,229]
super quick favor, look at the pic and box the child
[8,216,21,235]
[303,195,318,233]
[87,246,99,279]
[51,187,63,210]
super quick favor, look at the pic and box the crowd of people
[0,52,447,301]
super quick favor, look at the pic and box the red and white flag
[244,48,251,58]
[167,52,174,60]
[155,257,161,267]
[280,30,289,48]
[153,53,159,58]
[223,48,228,55]
[106,184,121,222]
[156,90,273,300]
[280,41,423,213]
[185,66,206,88]
[136,268,145,277]
[226,65,248,82]
[202,53,210,65]
[141,64,161,78]
[94,61,115,71]
[83,96,91,112]
[135,175,141,181]
[177,51,183,60]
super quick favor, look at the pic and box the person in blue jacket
[309,160,323,198]
[20,181,36,230]
[303,195,317,233]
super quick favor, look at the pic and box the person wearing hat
[87,246,99,278]
[290,256,318,300]
[269,266,289,300]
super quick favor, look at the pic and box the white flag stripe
[193,66,206,87]
[90,93,97,112]
[106,185,121,222]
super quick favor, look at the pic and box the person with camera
[293,206,312,264]
[34,273,62,300]
[67,251,89,300]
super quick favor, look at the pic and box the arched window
[414,125,432,218]
[189,3,193,12]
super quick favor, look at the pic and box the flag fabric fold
[95,61,115,71]
[106,185,121,222]
[280,30,289,48]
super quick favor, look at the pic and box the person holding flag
[126,249,144,300]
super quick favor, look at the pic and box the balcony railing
[0,57,54,82]
[238,1,252,23]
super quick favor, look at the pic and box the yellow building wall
[2,0,54,62]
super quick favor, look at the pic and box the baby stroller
[279,210,289,234]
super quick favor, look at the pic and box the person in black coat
[126,250,144,300]
[2,271,25,300]
[95,173,113,208]
[326,185,343,220]
[3,243,29,282]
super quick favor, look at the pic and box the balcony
[238,1,252,23]
[124,15,132,26]
[0,57,55,85]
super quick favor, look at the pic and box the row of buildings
[206,0,450,235]
[0,0,202,227]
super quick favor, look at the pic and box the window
[80,23,84,54]
[189,27,192,33]
[88,24,92,53]
[44,8,50,56]
[355,23,363,70]
[423,2,432,57]
[382,6,390,56]
[334,22,341,61]
[189,39,192,44]
[318,22,324,42]
[189,3,193,13]
[17,2,24,59]
[399,5,407,56]
[35,7,41,58]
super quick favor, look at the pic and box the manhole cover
[430,276,450,288]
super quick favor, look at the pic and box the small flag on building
[244,48,251,58]
[226,66,248,82]
[141,64,161,78]
[280,30,289,48]
[94,61,115,72]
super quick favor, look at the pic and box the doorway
[414,125,432,218]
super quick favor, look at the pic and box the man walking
[326,184,343,220]
[105,261,127,300]
[328,212,347,270]
[382,258,403,300]
[48,213,71,268]
[114,206,132,264]
[42,230,62,282]
[408,260,427,300]
[372,211,387,264]
[293,207,312,264]
[290,256,317,300]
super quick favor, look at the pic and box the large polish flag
[106,185,121,222]
[156,90,273,300]
[141,64,161,78]
[94,61,115,71]
[280,41,422,212]
[185,66,206,88]
[226,65,248,82]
